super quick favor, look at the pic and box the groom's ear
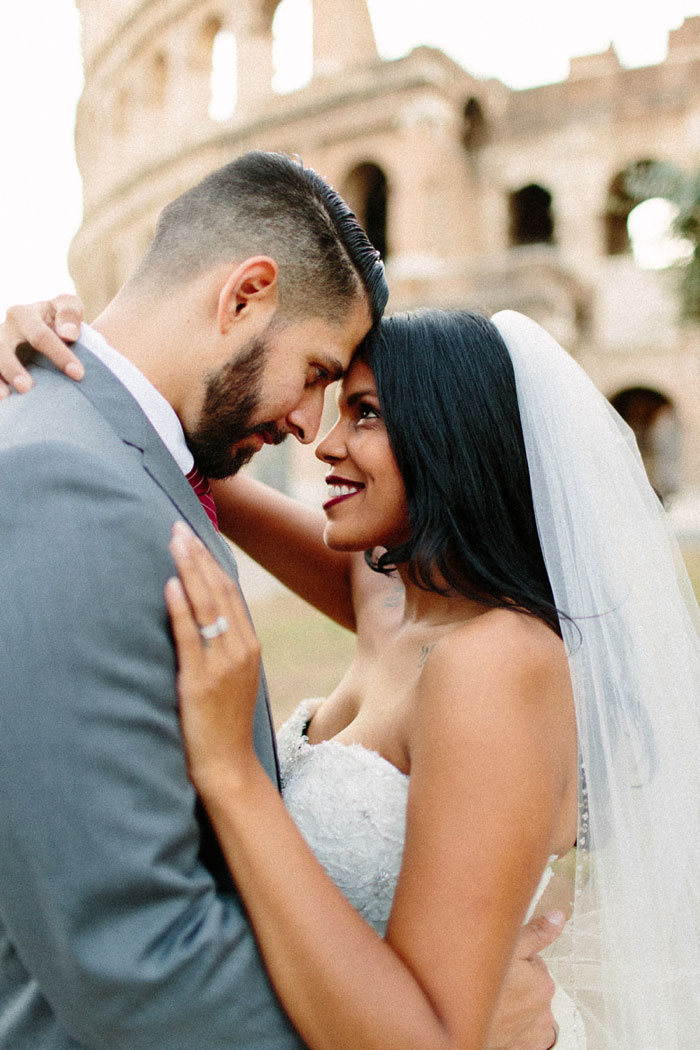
[217,256,279,334]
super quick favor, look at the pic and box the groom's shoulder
[0,378,141,520]
[0,362,123,462]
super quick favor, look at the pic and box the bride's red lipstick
[323,474,365,511]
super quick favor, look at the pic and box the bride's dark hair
[361,308,560,635]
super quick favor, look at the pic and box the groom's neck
[91,285,200,415]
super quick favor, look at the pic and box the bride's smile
[315,359,410,552]
[322,474,365,509]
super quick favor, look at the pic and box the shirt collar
[78,323,194,474]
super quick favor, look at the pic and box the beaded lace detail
[278,699,408,936]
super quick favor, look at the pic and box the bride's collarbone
[308,613,483,761]
[326,618,459,716]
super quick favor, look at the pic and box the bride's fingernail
[66,361,84,380]
[544,910,565,928]
[165,576,184,597]
[170,521,192,556]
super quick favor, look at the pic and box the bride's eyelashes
[355,401,381,424]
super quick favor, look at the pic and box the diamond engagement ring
[198,615,229,643]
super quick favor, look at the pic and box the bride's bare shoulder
[447,606,563,665]
[416,608,571,725]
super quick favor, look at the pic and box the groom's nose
[285,386,325,444]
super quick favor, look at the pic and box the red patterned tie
[185,463,219,531]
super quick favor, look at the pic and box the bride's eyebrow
[346,389,378,407]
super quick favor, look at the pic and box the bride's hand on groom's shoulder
[166,521,262,796]
[0,294,85,396]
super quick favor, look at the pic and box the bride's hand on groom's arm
[166,521,262,791]
[0,294,85,395]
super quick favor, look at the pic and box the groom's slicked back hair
[130,151,388,325]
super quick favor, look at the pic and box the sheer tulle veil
[492,311,700,1047]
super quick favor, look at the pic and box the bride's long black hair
[361,309,561,635]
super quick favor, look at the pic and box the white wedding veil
[492,311,700,1047]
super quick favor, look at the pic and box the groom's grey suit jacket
[0,345,304,1049]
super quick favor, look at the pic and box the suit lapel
[55,342,281,785]
[139,438,242,578]
[62,342,239,573]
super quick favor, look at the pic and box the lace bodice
[277,698,408,935]
[277,698,585,1047]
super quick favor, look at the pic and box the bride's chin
[322,524,375,553]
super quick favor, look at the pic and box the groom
[0,151,561,1050]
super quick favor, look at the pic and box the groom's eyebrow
[322,356,345,382]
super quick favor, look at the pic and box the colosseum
[70,0,700,513]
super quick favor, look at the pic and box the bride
[163,307,700,1049]
[5,304,700,1047]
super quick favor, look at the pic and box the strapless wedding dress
[278,698,586,1049]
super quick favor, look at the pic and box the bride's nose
[315,418,346,463]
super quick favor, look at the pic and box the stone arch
[342,162,389,260]
[259,0,284,31]
[461,97,488,151]
[610,386,681,502]
[509,184,555,246]
[603,159,681,256]
[271,0,312,93]
[209,28,238,119]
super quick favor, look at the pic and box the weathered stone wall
[70,1,700,494]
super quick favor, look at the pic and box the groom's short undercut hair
[130,151,388,325]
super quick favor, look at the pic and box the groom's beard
[185,332,287,479]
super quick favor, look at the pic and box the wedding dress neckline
[292,696,409,781]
